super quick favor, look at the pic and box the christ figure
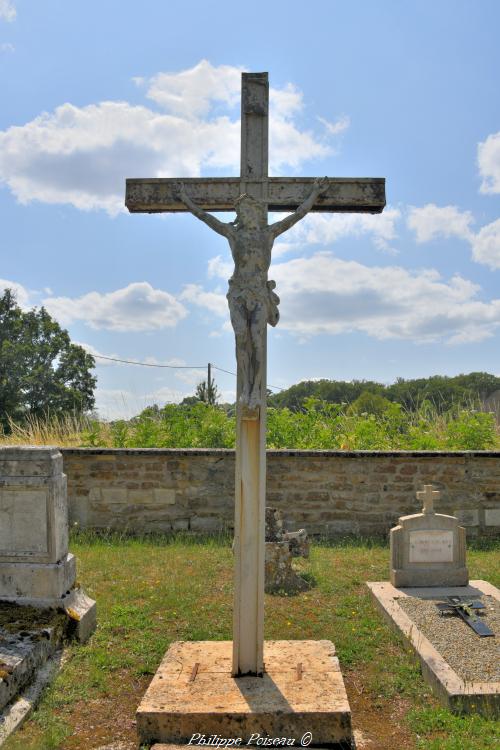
[177,177,328,409]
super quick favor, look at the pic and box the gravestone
[0,446,96,642]
[265,507,309,594]
[390,484,468,587]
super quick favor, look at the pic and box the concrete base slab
[367,579,500,716]
[137,640,352,747]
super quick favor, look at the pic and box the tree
[195,376,220,405]
[0,289,96,431]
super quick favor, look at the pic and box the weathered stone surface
[61,449,500,537]
[264,542,309,594]
[367,580,500,716]
[0,553,76,599]
[136,640,352,746]
[0,447,68,564]
[390,485,468,587]
[126,176,386,214]
[0,446,96,644]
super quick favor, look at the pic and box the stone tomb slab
[367,580,500,716]
[137,640,352,747]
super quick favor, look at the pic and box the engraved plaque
[0,488,48,556]
[409,530,453,563]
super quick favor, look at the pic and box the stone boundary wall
[60,449,500,538]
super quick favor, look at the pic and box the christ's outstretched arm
[177,184,232,238]
[269,177,329,239]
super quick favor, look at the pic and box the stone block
[453,509,479,526]
[0,553,76,600]
[0,447,68,565]
[136,640,352,746]
[485,508,500,526]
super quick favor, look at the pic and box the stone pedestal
[137,640,352,747]
[0,447,96,641]
[390,484,468,588]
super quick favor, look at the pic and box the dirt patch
[58,675,149,750]
[344,671,417,750]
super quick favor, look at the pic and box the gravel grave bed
[397,594,500,683]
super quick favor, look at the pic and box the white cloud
[0,1,16,22]
[207,255,232,279]
[471,219,500,270]
[478,131,500,194]
[196,252,500,344]
[317,115,350,136]
[43,282,187,331]
[407,204,474,243]
[0,278,30,307]
[273,207,401,256]
[272,253,500,343]
[0,42,14,53]
[180,283,227,317]
[143,59,243,118]
[0,60,344,214]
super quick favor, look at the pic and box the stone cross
[126,72,385,677]
[417,484,440,514]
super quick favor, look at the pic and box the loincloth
[227,278,280,326]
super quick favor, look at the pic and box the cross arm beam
[125,177,386,214]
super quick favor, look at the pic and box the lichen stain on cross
[126,72,386,677]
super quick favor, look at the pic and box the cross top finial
[416,484,440,514]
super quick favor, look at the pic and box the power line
[93,354,284,392]
[93,354,206,369]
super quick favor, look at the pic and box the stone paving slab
[367,579,500,717]
[138,640,352,747]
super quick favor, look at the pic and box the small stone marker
[0,447,96,642]
[390,484,468,587]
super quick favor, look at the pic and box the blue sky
[1,0,500,418]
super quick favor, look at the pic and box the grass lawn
[3,533,499,750]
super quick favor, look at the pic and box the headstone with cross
[126,72,385,677]
[417,484,441,515]
[390,483,469,588]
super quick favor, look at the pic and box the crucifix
[126,72,385,677]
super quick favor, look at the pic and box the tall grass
[1,400,499,450]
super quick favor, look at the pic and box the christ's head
[234,194,267,229]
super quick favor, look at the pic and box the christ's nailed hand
[175,182,187,202]
[313,176,329,194]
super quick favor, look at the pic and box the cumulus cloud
[204,251,500,344]
[478,131,500,194]
[0,1,16,22]
[407,203,500,271]
[180,283,228,317]
[43,281,187,331]
[471,219,500,270]
[0,278,30,307]
[407,204,474,243]
[0,60,343,215]
[273,207,401,256]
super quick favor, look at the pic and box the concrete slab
[367,579,500,716]
[137,640,352,747]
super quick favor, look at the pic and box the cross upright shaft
[125,71,386,679]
